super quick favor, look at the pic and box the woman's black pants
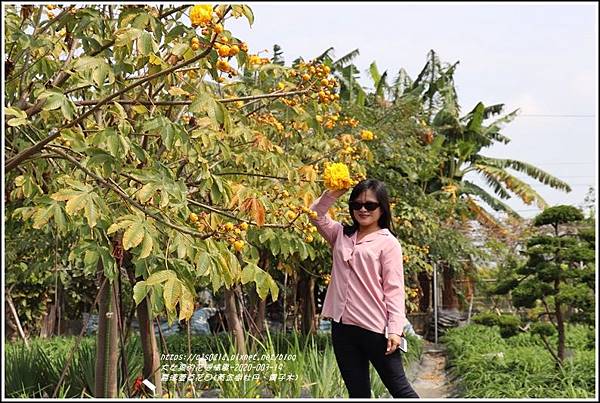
[331,320,420,398]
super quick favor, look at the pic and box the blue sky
[226,2,598,218]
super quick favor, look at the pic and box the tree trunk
[247,285,266,336]
[441,263,460,310]
[256,297,266,334]
[136,296,163,396]
[123,248,163,396]
[290,273,298,332]
[94,271,120,398]
[418,270,431,312]
[6,295,29,347]
[224,286,247,355]
[40,302,57,338]
[555,279,565,367]
[301,275,317,335]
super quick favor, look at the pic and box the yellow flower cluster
[323,163,355,190]
[340,134,355,146]
[343,117,360,128]
[256,113,284,132]
[190,5,213,27]
[360,130,375,141]
[248,54,270,66]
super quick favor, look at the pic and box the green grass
[442,324,595,398]
[5,329,423,398]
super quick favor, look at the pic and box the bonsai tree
[494,205,595,367]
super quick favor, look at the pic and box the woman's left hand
[386,333,402,355]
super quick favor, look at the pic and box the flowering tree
[5,4,374,397]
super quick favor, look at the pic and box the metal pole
[433,262,438,345]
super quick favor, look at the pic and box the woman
[309,178,419,398]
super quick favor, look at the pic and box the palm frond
[332,48,360,69]
[479,156,572,192]
[315,47,335,63]
[375,71,388,98]
[412,49,440,88]
[482,104,505,119]
[480,108,520,144]
[391,68,413,100]
[465,102,485,132]
[368,61,381,90]
[472,166,513,199]
[474,164,549,209]
[462,181,520,217]
[465,197,509,237]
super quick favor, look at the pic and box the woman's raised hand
[327,188,350,199]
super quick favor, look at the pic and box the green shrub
[442,323,595,398]
[471,311,521,338]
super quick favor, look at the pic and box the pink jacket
[309,191,408,337]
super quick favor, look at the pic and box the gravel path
[408,341,455,398]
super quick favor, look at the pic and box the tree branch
[46,146,216,240]
[5,6,232,173]
[88,5,189,58]
[187,199,288,229]
[71,89,311,107]
[22,37,80,118]
[541,297,558,328]
[538,333,562,367]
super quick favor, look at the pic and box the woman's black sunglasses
[350,201,380,211]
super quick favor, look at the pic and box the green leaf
[137,31,155,56]
[92,63,109,87]
[52,202,67,232]
[466,102,485,132]
[179,285,194,321]
[84,249,100,268]
[41,91,64,111]
[31,205,54,229]
[163,277,182,311]
[241,263,257,284]
[7,117,29,127]
[83,196,98,227]
[107,219,133,235]
[241,5,254,26]
[114,27,142,48]
[73,56,101,71]
[139,233,154,259]
[146,269,177,285]
[268,276,279,301]
[122,221,145,250]
[138,182,158,203]
[159,189,170,209]
[60,98,75,120]
[64,192,88,215]
[5,106,27,119]
[195,252,210,276]
[133,281,149,305]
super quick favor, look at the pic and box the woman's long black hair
[342,179,396,237]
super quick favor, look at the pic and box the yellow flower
[323,162,354,190]
[248,54,262,65]
[190,5,213,27]
[360,130,374,141]
[340,134,354,146]
[216,59,231,72]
